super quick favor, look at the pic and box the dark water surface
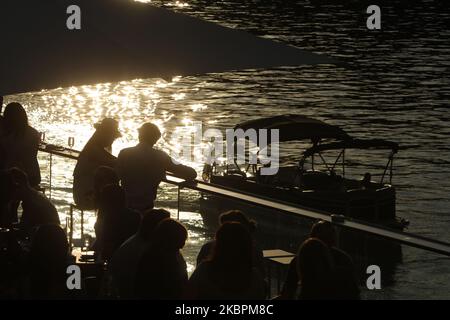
[5,0,450,298]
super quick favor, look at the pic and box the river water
[4,0,450,299]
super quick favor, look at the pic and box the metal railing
[37,142,450,257]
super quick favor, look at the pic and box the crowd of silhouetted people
[0,101,360,300]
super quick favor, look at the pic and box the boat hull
[199,174,404,268]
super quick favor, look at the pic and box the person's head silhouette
[153,218,187,252]
[310,220,336,248]
[296,238,335,299]
[8,167,31,199]
[3,102,28,135]
[139,208,171,241]
[92,118,121,148]
[213,222,253,270]
[219,210,257,234]
[138,123,161,146]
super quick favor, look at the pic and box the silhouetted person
[9,168,60,232]
[25,224,69,299]
[281,220,360,300]
[0,170,23,297]
[196,210,265,277]
[73,118,120,210]
[0,95,4,137]
[117,123,197,211]
[361,172,372,189]
[0,137,5,171]
[0,102,41,187]
[110,208,170,299]
[296,238,335,300]
[94,184,140,261]
[186,222,266,300]
[0,226,23,299]
[135,218,188,300]
[93,166,119,211]
[0,101,36,224]
[0,170,15,227]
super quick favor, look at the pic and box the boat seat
[301,171,334,190]
[257,166,300,187]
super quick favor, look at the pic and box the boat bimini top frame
[300,138,400,185]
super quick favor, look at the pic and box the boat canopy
[234,115,350,144]
[303,138,399,158]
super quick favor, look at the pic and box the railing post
[69,204,74,251]
[81,209,84,245]
[177,186,181,220]
[49,153,53,199]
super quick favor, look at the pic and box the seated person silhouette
[361,172,372,190]
[94,184,141,262]
[295,238,336,300]
[0,170,16,227]
[26,224,69,299]
[135,218,188,300]
[117,123,197,211]
[73,118,121,210]
[110,208,170,299]
[0,95,4,137]
[281,220,360,300]
[196,210,265,277]
[186,222,266,300]
[9,168,60,232]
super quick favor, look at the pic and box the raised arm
[166,156,197,181]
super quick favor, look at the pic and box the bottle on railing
[68,136,75,148]
[39,132,46,143]
[202,163,213,182]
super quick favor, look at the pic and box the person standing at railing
[0,102,41,188]
[0,102,41,224]
[117,122,197,212]
[73,118,121,210]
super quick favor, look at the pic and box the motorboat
[201,115,409,233]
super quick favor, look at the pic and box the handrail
[38,143,450,257]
